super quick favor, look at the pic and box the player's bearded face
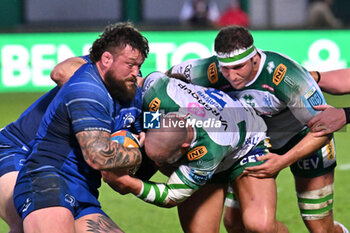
[105,69,138,102]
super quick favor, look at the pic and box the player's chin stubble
[105,70,138,103]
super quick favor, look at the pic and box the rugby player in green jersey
[168,25,347,233]
[102,71,289,233]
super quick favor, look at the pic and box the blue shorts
[14,166,106,220]
[0,133,28,177]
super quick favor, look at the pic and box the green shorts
[210,140,268,184]
[271,128,336,178]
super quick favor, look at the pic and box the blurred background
[1,0,350,93]
[1,0,350,31]
[1,1,350,232]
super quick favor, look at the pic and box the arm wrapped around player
[102,168,198,208]
[137,170,198,207]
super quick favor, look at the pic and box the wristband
[343,107,350,124]
[316,71,321,83]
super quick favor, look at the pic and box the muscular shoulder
[169,56,231,91]
[257,51,316,101]
[186,128,231,170]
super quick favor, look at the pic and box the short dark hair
[214,25,254,54]
[89,22,149,63]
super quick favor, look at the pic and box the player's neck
[95,62,107,82]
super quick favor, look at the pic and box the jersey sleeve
[142,71,166,95]
[275,64,326,124]
[64,76,113,134]
[136,143,224,207]
[169,56,231,91]
[137,169,198,207]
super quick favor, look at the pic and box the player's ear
[100,51,113,68]
[252,53,259,65]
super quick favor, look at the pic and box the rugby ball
[111,130,140,148]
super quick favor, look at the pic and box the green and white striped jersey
[139,72,266,205]
[169,50,326,149]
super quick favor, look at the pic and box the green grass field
[0,92,349,233]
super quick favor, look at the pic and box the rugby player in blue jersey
[0,55,89,233]
[12,22,149,233]
[1,53,148,233]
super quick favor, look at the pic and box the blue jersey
[0,56,92,177]
[0,55,91,151]
[1,87,60,150]
[0,86,60,176]
[24,63,142,200]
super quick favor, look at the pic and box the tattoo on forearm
[77,130,141,170]
[86,215,122,233]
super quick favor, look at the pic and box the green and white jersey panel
[168,55,232,92]
[229,50,326,149]
[169,51,326,149]
[142,72,266,185]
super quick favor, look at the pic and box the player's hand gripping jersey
[169,51,327,149]
[140,72,267,205]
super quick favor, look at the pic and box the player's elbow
[50,66,67,87]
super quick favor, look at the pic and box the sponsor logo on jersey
[327,141,335,160]
[267,61,275,74]
[207,62,218,84]
[264,138,272,148]
[122,112,136,128]
[187,146,207,161]
[239,148,265,166]
[263,95,273,108]
[272,64,287,86]
[242,94,255,107]
[149,97,161,111]
[188,102,206,117]
[19,158,25,166]
[304,86,323,107]
[184,64,192,80]
[189,168,213,185]
[261,84,274,92]
[297,157,320,170]
[143,79,154,92]
[177,83,228,130]
[22,198,32,213]
[65,194,76,207]
[283,76,295,88]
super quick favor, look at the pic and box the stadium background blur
[1,0,350,232]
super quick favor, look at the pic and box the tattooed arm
[76,130,142,171]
